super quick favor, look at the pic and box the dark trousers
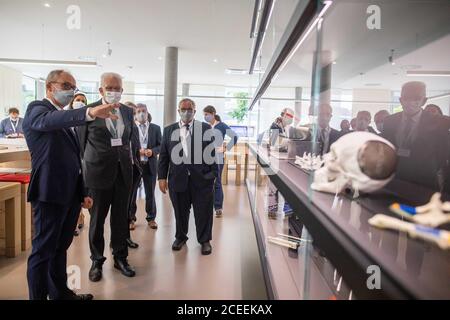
[130,164,157,222]
[214,163,224,210]
[169,177,214,243]
[89,165,130,263]
[27,197,81,300]
[129,164,142,223]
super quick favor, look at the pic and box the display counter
[247,143,450,299]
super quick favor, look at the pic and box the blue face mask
[204,114,214,123]
[54,88,75,107]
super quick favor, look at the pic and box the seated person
[382,81,450,191]
[0,107,24,138]
[374,109,390,133]
[355,110,377,133]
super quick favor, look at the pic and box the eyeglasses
[51,81,77,91]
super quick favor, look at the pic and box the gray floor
[0,182,267,300]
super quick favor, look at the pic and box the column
[163,47,178,126]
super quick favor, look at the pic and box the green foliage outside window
[229,92,249,124]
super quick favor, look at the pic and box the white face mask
[136,112,147,123]
[104,91,122,104]
[72,101,86,109]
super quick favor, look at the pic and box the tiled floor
[0,183,266,300]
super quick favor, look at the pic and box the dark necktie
[401,116,414,148]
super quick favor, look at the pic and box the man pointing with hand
[23,69,118,300]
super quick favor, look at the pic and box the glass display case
[246,0,450,299]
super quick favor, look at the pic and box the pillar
[163,47,178,126]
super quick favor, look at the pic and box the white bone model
[368,214,450,250]
[294,152,324,171]
[311,132,396,194]
[390,193,450,228]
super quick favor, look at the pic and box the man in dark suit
[130,103,162,229]
[382,81,450,190]
[78,72,136,281]
[158,98,217,255]
[316,103,341,155]
[23,69,117,300]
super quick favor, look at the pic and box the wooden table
[0,182,22,257]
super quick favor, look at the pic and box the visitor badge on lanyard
[10,119,17,133]
[111,138,123,147]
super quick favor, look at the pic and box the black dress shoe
[172,239,186,251]
[63,292,94,301]
[201,242,212,255]
[126,238,139,249]
[114,258,136,277]
[88,261,103,282]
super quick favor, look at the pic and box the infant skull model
[311,132,397,194]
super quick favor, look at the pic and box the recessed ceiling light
[332,61,337,65]
[225,68,247,75]
[43,3,51,8]
[407,70,450,77]
[158,56,163,61]
[400,64,422,71]
[213,58,218,63]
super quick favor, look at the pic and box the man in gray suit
[78,72,136,282]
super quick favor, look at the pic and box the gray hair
[178,98,196,109]
[100,72,123,87]
[136,103,148,111]
[46,69,72,86]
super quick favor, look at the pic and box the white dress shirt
[137,120,149,161]
[179,120,193,158]
[102,98,124,138]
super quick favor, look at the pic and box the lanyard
[10,119,18,133]
[138,123,149,145]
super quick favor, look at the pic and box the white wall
[352,88,393,122]
[0,65,22,116]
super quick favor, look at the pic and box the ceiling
[273,0,450,93]
[0,0,449,95]
[0,0,259,86]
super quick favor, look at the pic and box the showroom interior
[0,0,449,300]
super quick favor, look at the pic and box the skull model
[311,132,397,194]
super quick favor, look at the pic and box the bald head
[400,81,427,116]
[357,140,397,180]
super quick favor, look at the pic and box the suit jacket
[22,99,87,205]
[382,111,450,190]
[136,122,162,176]
[158,120,218,193]
[325,128,341,154]
[78,99,134,190]
[0,117,24,137]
